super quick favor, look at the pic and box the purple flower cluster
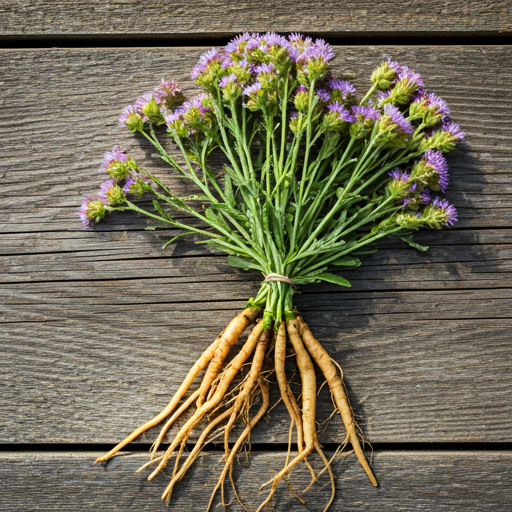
[352,106,381,123]
[243,82,263,97]
[432,197,458,227]
[316,89,331,102]
[119,79,184,129]
[78,195,99,228]
[99,146,128,173]
[423,150,450,192]
[164,94,212,134]
[191,48,225,80]
[389,169,409,182]
[326,102,356,122]
[442,122,465,141]
[219,74,237,88]
[327,78,356,100]
[383,104,413,134]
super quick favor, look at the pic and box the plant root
[95,307,259,463]
[97,306,376,511]
[297,316,378,487]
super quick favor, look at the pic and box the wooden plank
[1,450,511,511]
[0,1,510,38]
[2,47,512,445]
[1,230,512,289]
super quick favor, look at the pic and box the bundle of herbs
[80,33,463,511]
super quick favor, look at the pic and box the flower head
[323,102,355,130]
[383,104,413,134]
[420,188,432,203]
[410,91,451,125]
[98,178,125,206]
[123,175,150,198]
[153,79,185,111]
[78,196,107,228]
[296,38,335,83]
[328,78,356,101]
[316,88,331,102]
[219,73,238,88]
[99,146,128,173]
[119,105,143,132]
[432,197,458,227]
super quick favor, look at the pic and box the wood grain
[0,1,511,38]
[1,450,512,511]
[2,47,512,447]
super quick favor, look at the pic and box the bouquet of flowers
[79,32,463,511]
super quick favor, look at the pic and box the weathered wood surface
[2,450,511,511]
[1,1,511,38]
[2,46,512,450]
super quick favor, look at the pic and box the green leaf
[329,256,361,268]
[162,231,195,249]
[227,255,262,271]
[316,273,352,287]
[292,277,317,285]
[152,199,173,220]
[399,234,429,252]
[353,248,378,255]
[224,174,235,207]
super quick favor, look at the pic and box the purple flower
[383,104,413,134]
[387,58,402,73]
[264,32,288,46]
[289,33,313,44]
[389,169,409,181]
[243,82,262,96]
[327,78,356,99]
[327,102,355,122]
[98,178,116,202]
[99,146,128,173]
[123,177,136,194]
[165,107,184,125]
[296,39,335,65]
[191,48,225,79]
[432,197,458,227]
[254,63,276,74]
[352,106,381,121]
[412,91,451,122]
[420,188,432,203]
[191,63,207,80]
[287,33,313,61]
[424,150,449,192]
[225,32,252,54]
[175,94,212,121]
[219,74,237,88]
[118,105,142,130]
[134,91,154,119]
[153,79,181,105]
[442,122,465,141]
[312,39,335,62]
[316,88,331,102]
[221,57,235,69]
[377,90,391,104]
[245,35,262,51]
[425,92,450,120]
[397,65,424,88]
[78,196,94,229]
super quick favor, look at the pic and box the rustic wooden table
[2,1,512,510]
